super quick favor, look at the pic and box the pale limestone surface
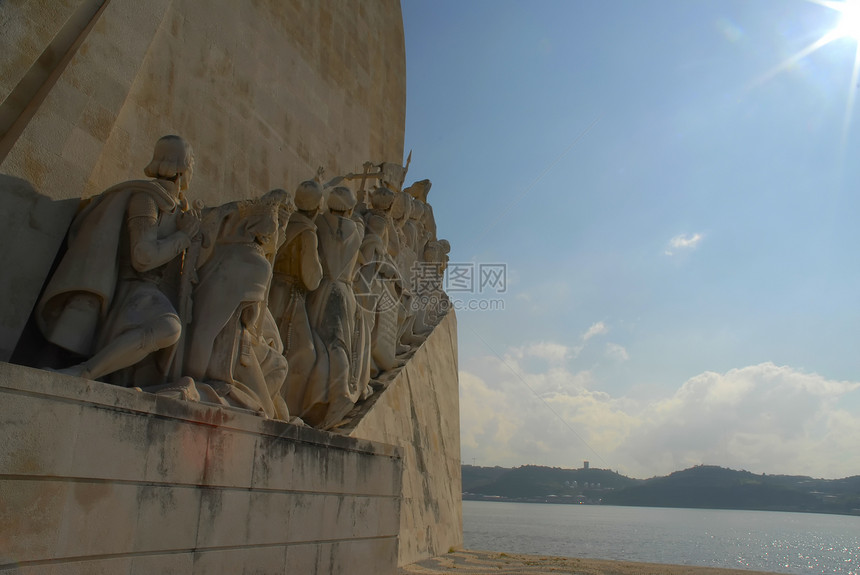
[351,312,463,566]
[0,361,402,574]
[0,0,92,124]
[0,0,405,205]
[1,0,173,198]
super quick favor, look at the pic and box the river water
[463,500,859,574]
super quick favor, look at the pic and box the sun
[751,1,860,146]
[833,0,860,41]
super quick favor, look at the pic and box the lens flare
[751,1,860,148]
[834,0,860,40]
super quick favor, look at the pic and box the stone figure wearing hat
[362,187,402,377]
[36,135,200,386]
[269,180,325,417]
[301,186,367,428]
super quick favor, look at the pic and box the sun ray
[840,38,860,148]
[746,1,860,167]
[747,30,842,90]
[747,1,860,156]
[807,0,849,10]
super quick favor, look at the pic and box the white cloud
[458,348,860,478]
[665,232,703,255]
[605,343,629,361]
[459,371,520,460]
[519,342,569,363]
[622,363,860,477]
[582,321,609,341]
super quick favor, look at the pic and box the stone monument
[0,1,461,572]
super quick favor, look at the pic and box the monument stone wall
[0,362,402,574]
[0,0,406,203]
[351,312,463,566]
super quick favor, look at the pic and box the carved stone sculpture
[404,178,431,203]
[390,190,411,274]
[399,196,428,348]
[181,189,294,419]
[302,187,366,428]
[36,135,199,386]
[25,143,449,430]
[269,181,324,417]
[404,197,424,255]
[411,238,450,336]
[362,187,403,377]
[389,192,417,353]
[342,157,411,195]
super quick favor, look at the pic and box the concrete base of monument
[0,361,402,575]
[350,311,462,566]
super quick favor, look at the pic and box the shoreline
[399,550,783,575]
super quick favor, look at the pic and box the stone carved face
[255,210,280,247]
[409,198,423,221]
[391,191,411,223]
[180,159,193,191]
[256,188,295,256]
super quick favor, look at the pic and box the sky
[400,0,860,479]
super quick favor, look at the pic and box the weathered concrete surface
[0,0,406,204]
[0,0,90,108]
[351,312,463,566]
[0,361,402,574]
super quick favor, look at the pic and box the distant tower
[583,460,589,470]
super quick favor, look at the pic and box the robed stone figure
[36,135,200,386]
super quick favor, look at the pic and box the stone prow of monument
[0,1,462,573]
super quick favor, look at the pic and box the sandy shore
[399,550,781,575]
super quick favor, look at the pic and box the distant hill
[463,464,860,516]
[602,466,818,512]
[463,464,640,501]
[461,465,510,492]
